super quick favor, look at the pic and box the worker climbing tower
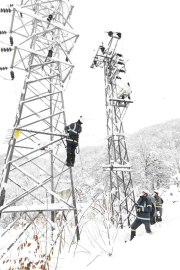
[0,0,80,258]
[91,32,135,227]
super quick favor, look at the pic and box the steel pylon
[0,0,80,256]
[91,32,135,227]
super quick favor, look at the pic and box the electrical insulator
[66,56,69,62]
[10,4,14,7]
[0,47,12,52]
[10,70,15,80]
[108,31,113,37]
[118,61,124,65]
[119,69,125,73]
[47,49,53,58]
[117,53,123,57]
[47,14,53,22]
[0,8,11,13]
[0,67,8,71]
[100,45,105,53]
[10,36,13,46]
[116,32,121,38]
[20,13,23,18]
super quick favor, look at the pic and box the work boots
[130,229,136,241]
[66,153,72,167]
[66,153,76,167]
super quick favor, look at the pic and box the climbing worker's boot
[130,229,136,241]
[71,154,75,167]
[66,153,71,167]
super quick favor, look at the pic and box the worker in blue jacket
[130,190,152,241]
[65,116,84,167]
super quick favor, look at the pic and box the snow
[103,162,131,172]
[15,45,74,67]
[14,5,78,36]
[2,203,71,213]
[55,201,180,270]
[0,198,179,269]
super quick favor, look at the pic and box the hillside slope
[0,118,180,208]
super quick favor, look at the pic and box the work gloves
[135,204,141,212]
[134,203,141,212]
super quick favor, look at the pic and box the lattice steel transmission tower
[91,32,135,227]
[0,0,80,255]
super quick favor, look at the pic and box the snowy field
[0,195,179,270]
[59,201,180,270]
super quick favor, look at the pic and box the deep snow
[0,197,179,270]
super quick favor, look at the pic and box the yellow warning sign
[14,130,20,138]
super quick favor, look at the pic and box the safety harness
[66,123,80,143]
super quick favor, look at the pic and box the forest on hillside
[72,119,180,200]
[128,119,180,191]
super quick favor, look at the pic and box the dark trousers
[67,140,77,154]
[150,216,156,225]
[130,218,151,240]
[66,140,77,166]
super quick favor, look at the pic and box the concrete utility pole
[91,32,135,227]
[0,0,80,256]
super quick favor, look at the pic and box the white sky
[0,0,180,154]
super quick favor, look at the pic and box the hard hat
[78,116,84,124]
[143,190,149,195]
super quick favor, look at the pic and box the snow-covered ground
[59,201,180,270]
[0,197,179,269]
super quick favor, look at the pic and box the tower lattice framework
[0,0,80,257]
[91,32,135,227]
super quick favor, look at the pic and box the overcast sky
[0,0,180,154]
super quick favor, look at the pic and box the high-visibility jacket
[136,196,152,221]
[154,195,163,208]
[65,122,82,143]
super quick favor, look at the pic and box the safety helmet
[78,116,84,124]
[142,190,149,195]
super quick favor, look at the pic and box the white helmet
[143,190,149,195]
[79,116,84,124]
